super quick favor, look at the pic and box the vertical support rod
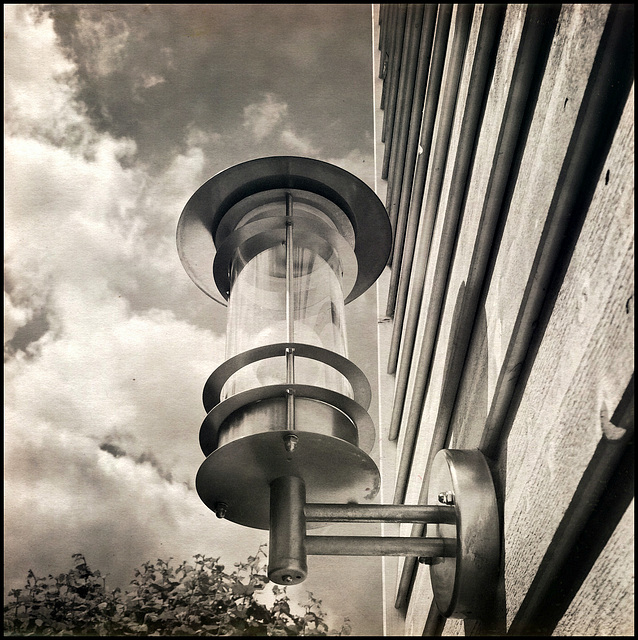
[285,192,295,344]
[285,348,296,433]
[268,476,308,585]
[285,193,295,432]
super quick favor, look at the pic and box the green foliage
[4,547,351,636]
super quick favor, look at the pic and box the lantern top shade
[176,156,392,305]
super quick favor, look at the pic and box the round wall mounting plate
[427,449,500,619]
[176,156,392,305]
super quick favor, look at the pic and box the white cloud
[72,7,131,77]
[4,292,33,343]
[3,9,382,634]
[140,73,166,88]
[4,5,97,152]
[243,93,288,141]
[279,128,318,156]
[3,4,267,600]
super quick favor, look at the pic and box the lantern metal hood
[177,156,500,620]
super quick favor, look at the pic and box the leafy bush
[4,547,350,636]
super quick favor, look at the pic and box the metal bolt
[283,433,298,453]
[438,491,455,505]
[281,574,293,584]
[215,502,228,519]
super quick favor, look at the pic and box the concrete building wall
[372,4,633,636]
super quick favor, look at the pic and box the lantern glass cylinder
[222,232,350,399]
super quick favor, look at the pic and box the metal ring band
[202,342,372,412]
[212,214,358,301]
[215,188,355,249]
[199,383,376,456]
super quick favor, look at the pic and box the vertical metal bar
[423,1,562,504]
[383,3,411,181]
[385,4,444,315]
[285,193,295,431]
[395,3,565,610]
[387,4,474,424]
[285,192,294,344]
[385,3,454,333]
[422,600,446,635]
[380,4,397,109]
[379,4,387,53]
[382,4,407,157]
[268,476,307,585]
[392,3,506,504]
[385,3,426,227]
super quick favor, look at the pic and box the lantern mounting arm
[268,448,500,620]
[303,502,457,562]
[268,477,459,588]
[304,502,457,524]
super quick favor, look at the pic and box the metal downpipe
[385,4,452,319]
[386,5,474,444]
[382,4,407,153]
[391,1,506,506]
[385,4,427,229]
[386,4,437,261]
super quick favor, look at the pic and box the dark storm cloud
[100,441,178,484]
[4,309,51,361]
[39,4,373,174]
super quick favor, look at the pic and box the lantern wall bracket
[266,449,500,620]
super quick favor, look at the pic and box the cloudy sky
[5,4,384,634]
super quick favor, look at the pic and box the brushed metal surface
[214,396,359,450]
[268,476,308,585]
[176,156,391,305]
[215,188,355,249]
[202,342,372,412]
[427,449,500,619]
[199,383,376,455]
[196,431,381,530]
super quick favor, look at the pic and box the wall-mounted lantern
[177,156,499,619]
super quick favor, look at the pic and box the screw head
[438,491,455,505]
[283,433,299,453]
[281,574,293,584]
[215,502,228,519]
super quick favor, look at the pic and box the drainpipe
[386,4,437,267]
[385,4,428,229]
[386,4,473,384]
[382,4,407,156]
[385,4,453,318]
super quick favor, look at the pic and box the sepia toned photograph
[5,4,634,636]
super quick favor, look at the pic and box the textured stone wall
[373,4,633,636]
